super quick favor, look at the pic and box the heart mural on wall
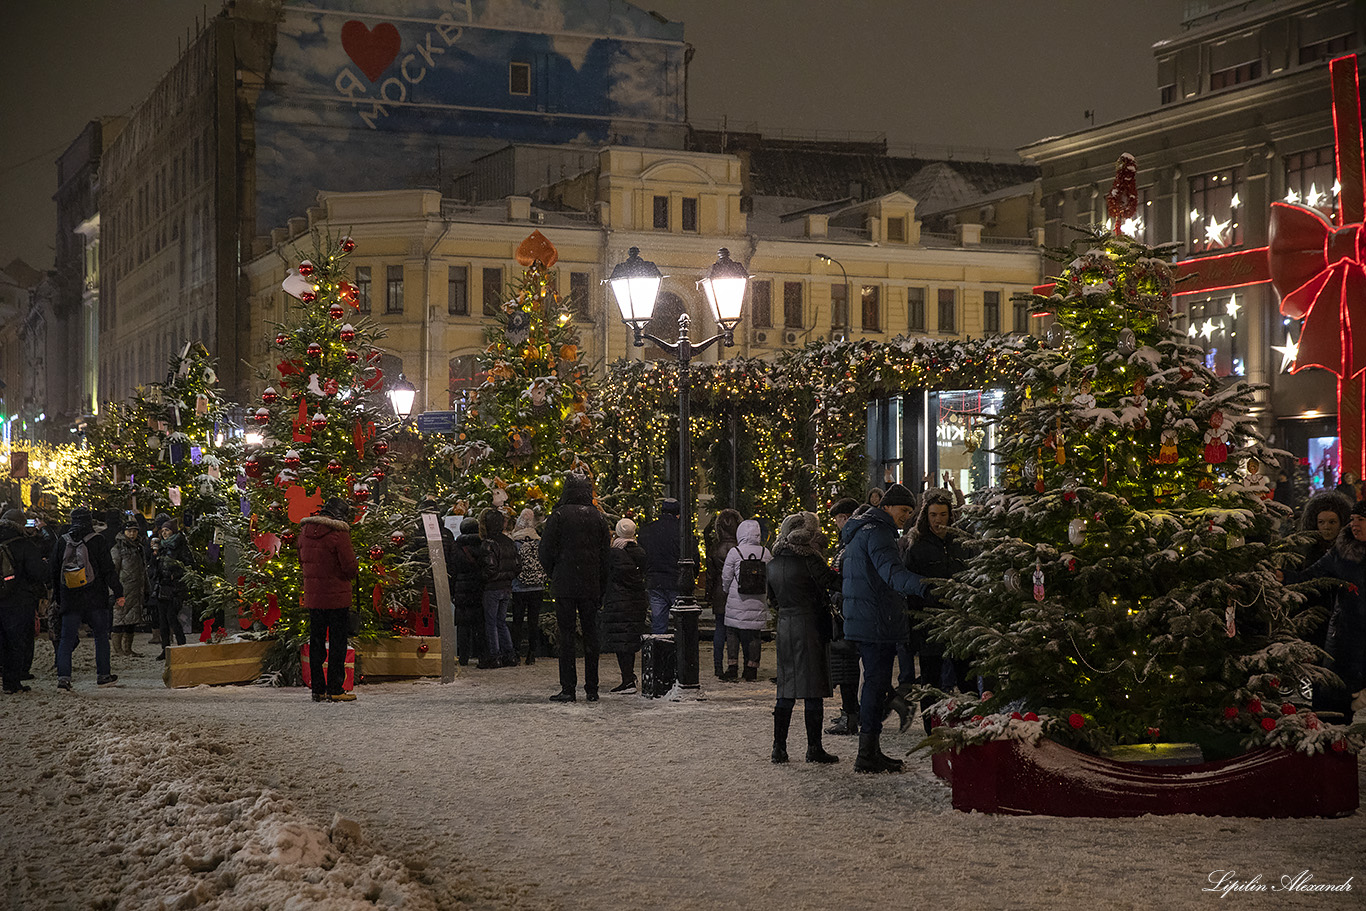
[341,20,401,83]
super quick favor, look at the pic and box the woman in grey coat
[764,512,838,764]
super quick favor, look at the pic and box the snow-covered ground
[3,639,1362,910]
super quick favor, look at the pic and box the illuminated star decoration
[1200,318,1218,340]
[1271,335,1299,373]
[1120,215,1144,237]
[1225,294,1240,318]
[1305,183,1324,208]
[1204,217,1230,247]
[1284,188,1301,204]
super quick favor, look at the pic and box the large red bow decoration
[1269,201,1366,378]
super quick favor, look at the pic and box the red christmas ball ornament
[1223,706,1239,719]
[390,530,405,547]
[417,642,429,654]
[344,349,360,364]
[326,459,342,474]
[310,411,327,430]
[253,407,271,424]
[1023,712,1039,722]
[276,332,290,348]
[283,449,302,470]
[340,323,356,343]
[1268,677,1280,690]
[1147,726,1161,739]
[300,290,317,304]
[328,302,345,320]
[261,386,278,405]
[1010,711,1023,720]
[370,466,387,482]
[353,483,370,501]
[1280,703,1297,715]
[244,457,263,479]
[1260,717,1277,732]
[373,439,390,457]
[1332,738,1347,752]
[298,260,315,278]
[307,342,322,359]
[1246,698,1263,714]
[368,544,384,560]
[1063,490,1077,502]
[340,236,355,253]
[280,529,296,546]
[1068,713,1086,729]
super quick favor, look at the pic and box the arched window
[449,353,485,410]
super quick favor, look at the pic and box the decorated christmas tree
[450,231,604,513]
[231,232,419,665]
[920,155,1355,757]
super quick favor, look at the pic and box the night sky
[0,0,1189,271]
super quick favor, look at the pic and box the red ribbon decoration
[1268,201,1366,378]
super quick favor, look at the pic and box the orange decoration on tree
[285,484,325,523]
[515,230,558,268]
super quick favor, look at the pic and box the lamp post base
[669,601,702,689]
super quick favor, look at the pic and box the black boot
[825,712,859,736]
[772,705,792,763]
[722,664,738,682]
[742,664,758,682]
[855,732,883,773]
[882,687,912,733]
[805,705,839,763]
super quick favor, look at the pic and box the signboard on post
[420,512,456,683]
[416,411,460,435]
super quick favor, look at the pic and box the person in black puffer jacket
[0,509,48,694]
[446,517,486,666]
[478,508,519,668]
[602,518,648,694]
[539,474,611,702]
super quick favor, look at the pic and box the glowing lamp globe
[607,247,662,328]
[387,373,416,420]
[697,247,750,331]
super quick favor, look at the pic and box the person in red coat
[299,497,360,702]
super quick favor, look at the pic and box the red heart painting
[342,20,401,83]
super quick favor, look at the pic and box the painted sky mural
[253,0,687,233]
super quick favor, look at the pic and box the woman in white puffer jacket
[720,518,772,681]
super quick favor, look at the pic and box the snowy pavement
[3,640,1362,910]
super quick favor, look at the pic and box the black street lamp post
[608,246,750,688]
[816,253,849,339]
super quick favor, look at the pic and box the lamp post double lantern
[608,246,750,687]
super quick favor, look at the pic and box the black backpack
[735,545,768,596]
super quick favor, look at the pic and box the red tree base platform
[932,739,1359,818]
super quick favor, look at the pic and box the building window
[861,285,881,333]
[983,290,1001,335]
[509,62,531,96]
[1159,84,1176,105]
[782,282,803,329]
[750,280,772,328]
[1285,147,1337,218]
[449,354,486,410]
[385,265,404,314]
[653,196,669,230]
[1188,167,1244,254]
[1300,33,1354,66]
[1209,59,1260,91]
[483,267,503,316]
[681,197,698,233]
[569,271,592,320]
[831,283,848,330]
[1013,295,1030,334]
[886,216,906,243]
[447,265,468,316]
[938,288,957,334]
[907,286,925,333]
[354,266,372,314]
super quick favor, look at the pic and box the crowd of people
[6,466,1363,777]
[0,506,197,694]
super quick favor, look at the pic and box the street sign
[416,411,460,434]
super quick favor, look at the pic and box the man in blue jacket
[840,484,928,773]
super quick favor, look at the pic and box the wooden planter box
[357,636,441,678]
[935,738,1359,818]
[162,640,273,688]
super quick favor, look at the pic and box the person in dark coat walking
[602,518,648,694]
[767,512,839,764]
[539,474,611,702]
[904,487,971,733]
[478,508,519,668]
[637,499,698,635]
[707,508,741,679]
[0,509,48,694]
[446,517,486,666]
[298,497,360,702]
[840,484,928,773]
[825,497,861,735]
[52,507,125,690]
[1287,500,1366,722]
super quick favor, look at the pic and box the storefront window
[934,389,1004,495]
[1188,168,1244,254]
[1178,290,1246,377]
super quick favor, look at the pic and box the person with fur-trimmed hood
[299,497,359,703]
[1289,500,1366,722]
[904,488,972,732]
[1297,491,1354,649]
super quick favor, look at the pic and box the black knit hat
[830,497,859,518]
[69,506,93,526]
[320,497,353,523]
[1352,500,1366,519]
[661,498,680,515]
[880,484,916,508]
